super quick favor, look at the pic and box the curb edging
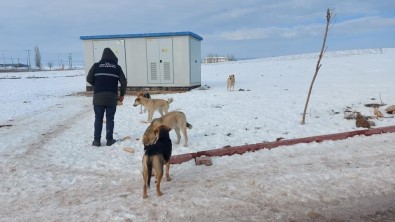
[169,125,395,164]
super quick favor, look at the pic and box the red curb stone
[170,153,194,164]
[170,125,395,165]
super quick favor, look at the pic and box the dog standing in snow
[133,97,173,122]
[227,74,235,91]
[142,125,172,199]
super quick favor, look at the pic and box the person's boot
[92,140,101,147]
[106,139,117,146]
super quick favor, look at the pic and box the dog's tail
[167,98,174,104]
[146,156,153,189]
[186,122,193,129]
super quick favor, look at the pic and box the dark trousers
[93,105,117,141]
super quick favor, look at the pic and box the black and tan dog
[142,125,172,199]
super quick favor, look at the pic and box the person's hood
[101,48,118,64]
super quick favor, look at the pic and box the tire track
[1,97,91,170]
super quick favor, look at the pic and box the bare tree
[34,46,42,70]
[48,61,53,70]
[301,9,335,125]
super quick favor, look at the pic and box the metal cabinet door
[146,38,173,84]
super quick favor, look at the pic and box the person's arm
[119,69,127,96]
[86,65,95,86]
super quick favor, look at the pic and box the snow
[1,49,394,221]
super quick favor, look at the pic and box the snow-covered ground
[1,49,394,221]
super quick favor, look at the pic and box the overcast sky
[1,0,394,66]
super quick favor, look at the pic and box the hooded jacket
[87,48,127,106]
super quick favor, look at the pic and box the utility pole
[57,54,60,69]
[26,49,31,70]
[68,53,72,69]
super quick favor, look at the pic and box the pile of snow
[0,48,394,221]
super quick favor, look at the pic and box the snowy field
[0,48,394,221]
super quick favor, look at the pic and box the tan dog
[133,97,173,122]
[227,74,235,91]
[142,125,172,198]
[143,111,192,147]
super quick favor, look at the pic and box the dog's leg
[148,111,154,122]
[143,162,149,199]
[174,127,181,144]
[155,167,164,197]
[163,106,168,114]
[140,105,143,114]
[181,127,188,147]
[143,177,148,198]
[165,162,171,181]
[158,108,163,116]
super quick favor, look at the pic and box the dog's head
[143,125,171,149]
[142,118,162,146]
[154,125,171,140]
[133,97,142,107]
[142,133,155,148]
[228,74,235,80]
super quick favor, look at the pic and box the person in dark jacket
[87,48,127,147]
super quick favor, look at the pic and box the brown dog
[143,111,192,147]
[142,125,172,199]
[227,74,235,91]
[133,97,173,122]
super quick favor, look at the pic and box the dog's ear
[142,134,149,145]
[153,127,160,138]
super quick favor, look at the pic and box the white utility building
[80,31,203,91]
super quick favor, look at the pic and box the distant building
[80,31,203,91]
[203,56,229,64]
